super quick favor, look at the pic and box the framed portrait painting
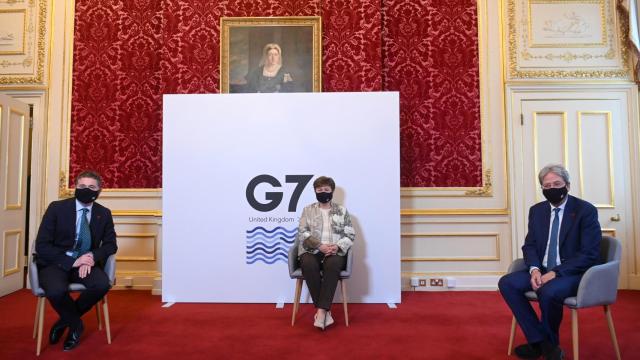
[220,16,322,93]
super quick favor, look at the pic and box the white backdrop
[162,92,400,303]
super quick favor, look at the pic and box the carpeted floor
[1,289,638,359]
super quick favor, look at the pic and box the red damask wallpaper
[70,0,480,188]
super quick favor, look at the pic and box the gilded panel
[0,0,47,84]
[507,0,630,79]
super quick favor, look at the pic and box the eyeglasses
[541,181,565,190]
[77,184,100,191]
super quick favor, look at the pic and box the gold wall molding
[2,229,21,276]
[401,208,509,216]
[401,232,501,262]
[0,0,47,84]
[507,0,630,79]
[115,232,157,262]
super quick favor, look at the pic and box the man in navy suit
[35,170,117,351]
[499,164,601,360]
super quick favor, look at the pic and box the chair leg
[102,296,112,344]
[341,279,349,327]
[36,297,45,356]
[96,302,103,330]
[33,297,41,339]
[507,316,517,355]
[571,309,579,360]
[604,305,621,360]
[291,278,303,326]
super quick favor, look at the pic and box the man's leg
[317,255,346,310]
[70,266,111,316]
[536,274,581,346]
[498,270,545,344]
[39,265,81,329]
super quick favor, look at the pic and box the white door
[0,94,30,296]
[509,89,632,288]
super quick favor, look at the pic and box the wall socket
[430,278,444,287]
[418,279,427,287]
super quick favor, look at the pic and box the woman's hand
[318,244,332,255]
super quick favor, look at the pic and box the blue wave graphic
[246,226,297,235]
[246,242,290,250]
[246,252,287,260]
[246,231,296,239]
[246,257,287,264]
[246,236,295,245]
[246,247,288,255]
[246,226,296,266]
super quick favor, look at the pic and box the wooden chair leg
[341,279,349,327]
[572,309,579,360]
[604,305,621,360]
[96,301,103,330]
[36,297,45,356]
[102,296,112,344]
[291,278,303,326]
[507,316,517,355]
[33,297,41,339]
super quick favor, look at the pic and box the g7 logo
[246,175,313,212]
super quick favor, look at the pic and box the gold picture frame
[220,16,322,93]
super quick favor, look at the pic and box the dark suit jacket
[522,195,601,277]
[35,197,117,271]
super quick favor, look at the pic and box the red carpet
[1,290,639,359]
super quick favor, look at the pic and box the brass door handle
[610,214,621,222]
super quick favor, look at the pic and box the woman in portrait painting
[245,43,295,93]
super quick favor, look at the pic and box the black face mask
[542,186,568,205]
[75,187,100,204]
[315,191,333,204]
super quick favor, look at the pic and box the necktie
[76,208,92,258]
[547,208,560,270]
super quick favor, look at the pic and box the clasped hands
[530,268,556,291]
[318,244,338,256]
[72,253,94,279]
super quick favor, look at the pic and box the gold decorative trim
[2,229,21,276]
[403,271,505,276]
[532,111,568,202]
[507,0,630,79]
[401,209,509,216]
[0,9,28,55]
[464,169,493,196]
[3,106,26,210]
[115,233,157,262]
[0,0,47,85]
[527,0,606,49]
[401,232,500,262]
[112,210,162,217]
[219,16,322,93]
[59,171,162,198]
[577,111,615,207]
[601,228,616,237]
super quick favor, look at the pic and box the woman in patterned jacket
[297,176,356,330]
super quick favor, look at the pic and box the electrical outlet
[430,278,444,287]
[418,279,427,287]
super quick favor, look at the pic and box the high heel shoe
[324,311,334,328]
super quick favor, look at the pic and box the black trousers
[38,265,110,329]
[299,252,346,310]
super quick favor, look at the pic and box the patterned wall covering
[70,0,480,188]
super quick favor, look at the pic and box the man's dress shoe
[48,319,67,344]
[514,342,542,359]
[63,322,84,351]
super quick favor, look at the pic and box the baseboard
[402,273,502,291]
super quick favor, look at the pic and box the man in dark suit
[35,170,117,351]
[499,164,601,360]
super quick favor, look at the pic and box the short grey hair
[538,164,570,186]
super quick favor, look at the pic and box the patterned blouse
[297,202,356,257]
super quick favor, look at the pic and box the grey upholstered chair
[29,243,115,356]
[506,235,622,360]
[288,240,353,326]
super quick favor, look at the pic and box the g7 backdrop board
[163,92,400,303]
